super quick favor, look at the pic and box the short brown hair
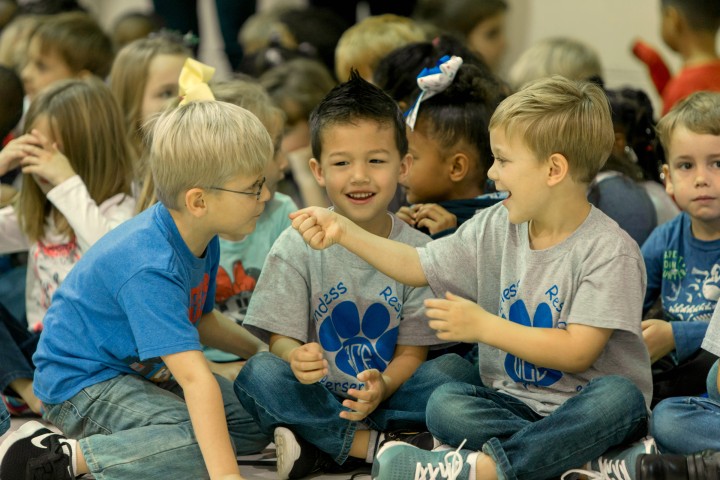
[656,91,720,154]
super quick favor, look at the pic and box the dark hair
[413,0,508,37]
[0,66,23,139]
[606,87,663,182]
[310,69,407,160]
[413,61,506,185]
[374,34,500,106]
[661,0,720,31]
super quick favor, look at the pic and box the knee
[650,398,686,446]
[426,382,468,427]
[234,352,288,397]
[426,353,479,384]
[707,360,719,401]
[592,375,646,412]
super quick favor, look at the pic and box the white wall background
[84,0,720,115]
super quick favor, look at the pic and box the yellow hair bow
[178,58,216,105]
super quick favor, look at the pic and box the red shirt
[662,61,720,115]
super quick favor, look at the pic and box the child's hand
[20,129,76,188]
[0,133,41,176]
[288,342,328,384]
[341,369,387,421]
[396,206,417,226]
[290,207,346,249]
[641,319,675,363]
[412,204,457,235]
[424,291,485,343]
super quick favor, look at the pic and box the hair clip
[178,58,216,105]
[405,55,463,131]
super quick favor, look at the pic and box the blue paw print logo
[319,301,398,376]
[503,300,562,387]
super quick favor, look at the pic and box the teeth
[348,192,373,199]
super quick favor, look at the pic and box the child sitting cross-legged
[291,75,654,480]
[233,71,479,479]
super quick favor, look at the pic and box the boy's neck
[678,33,719,66]
[168,208,214,257]
[690,216,720,242]
[358,212,393,238]
[527,190,591,250]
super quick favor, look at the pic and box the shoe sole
[274,427,302,480]
[0,420,47,460]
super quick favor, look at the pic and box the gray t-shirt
[702,305,720,356]
[245,213,441,398]
[418,203,652,415]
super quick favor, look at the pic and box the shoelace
[561,457,633,480]
[413,439,467,480]
[27,434,75,480]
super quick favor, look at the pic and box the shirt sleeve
[673,321,710,362]
[0,205,28,253]
[47,175,136,252]
[641,228,665,314]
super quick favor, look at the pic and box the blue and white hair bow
[405,55,463,130]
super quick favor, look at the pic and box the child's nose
[350,165,370,183]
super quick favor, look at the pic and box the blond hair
[508,37,602,90]
[31,12,114,78]
[19,78,135,242]
[109,36,191,157]
[148,101,272,209]
[335,14,426,82]
[489,75,614,183]
[211,79,284,134]
[656,91,720,154]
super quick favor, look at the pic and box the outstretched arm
[290,207,428,287]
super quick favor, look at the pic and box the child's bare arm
[341,345,427,421]
[641,319,675,363]
[426,292,613,373]
[198,310,268,359]
[290,207,427,287]
[163,350,244,480]
[270,334,328,384]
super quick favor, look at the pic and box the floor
[1,417,371,479]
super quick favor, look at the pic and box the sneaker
[0,420,74,480]
[562,437,658,480]
[1,394,32,417]
[380,431,440,451]
[372,440,471,480]
[274,426,332,479]
[636,449,720,480]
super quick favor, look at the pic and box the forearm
[184,376,241,478]
[340,221,427,287]
[269,334,303,362]
[380,345,427,400]
[198,311,268,359]
[478,314,611,373]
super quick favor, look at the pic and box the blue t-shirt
[33,203,219,404]
[642,212,720,362]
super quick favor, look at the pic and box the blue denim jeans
[651,360,720,454]
[0,401,9,437]
[234,352,480,464]
[426,375,648,480]
[43,373,271,480]
[0,305,38,394]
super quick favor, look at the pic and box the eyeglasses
[209,176,266,200]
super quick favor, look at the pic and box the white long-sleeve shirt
[0,175,135,329]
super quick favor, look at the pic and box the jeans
[0,304,38,394]
[234,352,480,464]
[0,401,9,437]
[651,360,720,454]
[427,375,648,480]
[43,373,271,480]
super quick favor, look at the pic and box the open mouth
[347,192,375,201]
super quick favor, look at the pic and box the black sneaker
[0,420,74,480]
[274,427,332,479]
[636,450,720,480]
[381,431,440,451]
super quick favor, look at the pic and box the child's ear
[546,153,569,186]
[662,164,674,196]
[76,69,93,79]
[448,153,470,182]
[308,158,326,187]
[399,153,412,179]
[184,187,208,217]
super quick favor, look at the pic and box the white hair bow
[405,55,463,130]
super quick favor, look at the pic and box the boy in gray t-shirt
[234,72,478,479]
[292,76,652,479]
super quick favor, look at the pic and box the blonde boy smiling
[292,75,652,479]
